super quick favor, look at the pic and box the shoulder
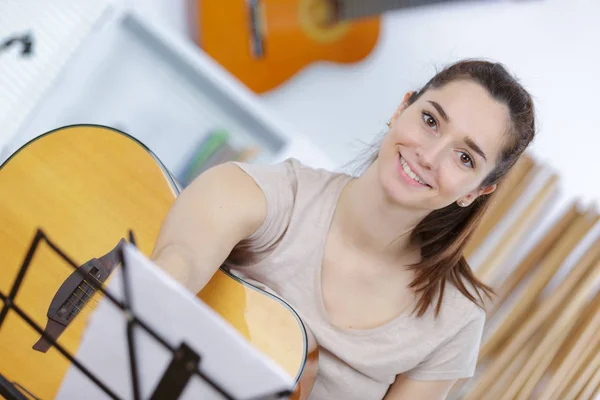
[227,158,345,250]
[431,280,487,333]
[231,157,347,197]
[442,282,486,333]
[183,162,268,237]
[402,282,486,382]
[199,161,267,208]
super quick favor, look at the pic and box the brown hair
[348,59,536,317]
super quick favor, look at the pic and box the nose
[416,140,445,171]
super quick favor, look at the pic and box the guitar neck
[337,0,482,21]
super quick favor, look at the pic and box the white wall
[132,0,600,207]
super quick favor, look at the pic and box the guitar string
[62,272,111,319]
[62,291,83,315]
[63,287,93,313]
[66,293,89,319]
[77,284,101,305]
[83,274,107,299]
[76,277,111,306]
[63,284,102,319]
[84,280,107,302]
[65,290,102,319]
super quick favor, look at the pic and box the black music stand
[0,229,293,400]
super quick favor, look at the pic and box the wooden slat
[577,362,600,400]
[500,259,600,399]
[464,154,535,258]
[451,328,544,400]
[591,379,600,400]
[484,332,540,400]
[464,233,600,398]
[564,344,600,399]
[478,210,599,359]
[539,289,600,399]
[486,202,580,319]
[474,174,558,284]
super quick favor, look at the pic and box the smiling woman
[367,60,536,318]
[150,59,536,400]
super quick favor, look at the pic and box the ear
[459,184,497,207]
[479,184,497,196]
[390,91,416,124]
[401,91,414,105]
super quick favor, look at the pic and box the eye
[458,151,475,169]
[422,112,437,130]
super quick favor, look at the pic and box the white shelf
[3,4,334,175]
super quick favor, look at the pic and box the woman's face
[378,79,510,210]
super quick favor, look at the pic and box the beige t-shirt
[224,158,486,400]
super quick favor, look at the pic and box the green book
[178,129,230,185]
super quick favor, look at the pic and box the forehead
[420,80,510,164]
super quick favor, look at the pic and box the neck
[337,0,463,21]
[333,160,429,261]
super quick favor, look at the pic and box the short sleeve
[405,307,486,381]
[230,159,297,252]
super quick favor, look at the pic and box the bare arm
[150,162,267,293]
[384,375,456,400]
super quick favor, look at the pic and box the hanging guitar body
[0,125,317,399]
[196,0,381,93]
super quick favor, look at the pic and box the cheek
[438,167,474,197]
[393,123,422,145]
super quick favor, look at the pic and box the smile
[398,154,431,188]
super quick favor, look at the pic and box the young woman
[150,59,536,399]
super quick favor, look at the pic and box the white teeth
[400,156,427,186]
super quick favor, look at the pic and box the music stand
[0,229,294,400]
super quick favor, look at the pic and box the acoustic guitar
[0,125,318,399]
[195,0,516,93]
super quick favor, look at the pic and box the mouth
[397,153,432,189]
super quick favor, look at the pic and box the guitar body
[197,0,380,93]
[0,125,317,399]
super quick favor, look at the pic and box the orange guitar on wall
[194,0,519,93]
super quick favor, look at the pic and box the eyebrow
[427,100,488,162]
[464,137,487,162]
[428,101,450,123]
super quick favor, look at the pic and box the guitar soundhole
[57,267,100,321]
[300,0,350,43]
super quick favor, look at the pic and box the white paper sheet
[56,243,293,400]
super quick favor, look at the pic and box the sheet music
[56,244,293,399]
